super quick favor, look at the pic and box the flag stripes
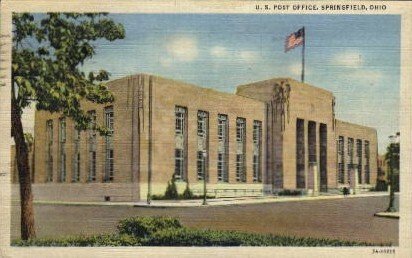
[285,27,305,52]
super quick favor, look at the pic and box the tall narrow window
[356,139,363,184]
[236,118,246,182]
[296,119,305,188]
[338,163,345,184]
[364,140,370,184]
[46,120,54,182]
[197,111,209,181]
[338,136,345,184]
[308,121,316,163]
[347,137,354,183]
[253,120,262,182]
[88,110,97,182]
[174,106,187,180]
[217,114,229,182]
[319,123,327,192]
[59,117,66,182]
[104,106,114,182]
[72,128,81,182]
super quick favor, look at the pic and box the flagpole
[301,26,305,83]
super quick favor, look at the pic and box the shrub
[342,187,350,196]
[277,189,303,196]
[117,216,182,238]
[371,180,388,191]
[12,234,141,247]
[145,227,383,247]
[164,178,178,199]
[182,184,194,199]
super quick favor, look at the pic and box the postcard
[0,1,411,257]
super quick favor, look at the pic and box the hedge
[144,227,381,247]
[13,234,141,247]
[12,216,391,247]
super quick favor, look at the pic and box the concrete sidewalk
[374,211,399,219]
[34,192,389,208]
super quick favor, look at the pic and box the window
[89,152,97,182]
[59,117,66,182]
[72,129,81,182]
[364,140,370,184]
[236,154,246,182]
[217,114,229,182]
[236,118,246,182]
[46,120,53,182]
[174,106,187,180]
[347,138,354,163]
[104,106,114,182]
[88,110,97,182]
[308,121,316,163]
[338,136,344,155]
[346,164,352,184]
[364,141,370,159]
[236,118,246,142]
[175,106,186,135]
[197,111,208,137]
[356,139,362,184]
[337,136,345,184]
[296,119,305,188]
[197,151,206,180]
[174,149,184,179]
[364,164,370,184]
[253,120,262,182]
[338,163,344,184]
[197,111,208,181]
[218,115,227,141]
[346,137,355,184]
[105,149,114,182]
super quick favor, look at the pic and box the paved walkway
[374,211,400,219]
[34,191,389,208]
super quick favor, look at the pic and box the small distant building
[11,74,379,202]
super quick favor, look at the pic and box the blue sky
[81,14,400,153]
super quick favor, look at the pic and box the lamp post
[202,151,207,205]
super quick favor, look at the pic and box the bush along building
[12,74,378,202]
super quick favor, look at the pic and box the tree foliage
[12,12,125,240]
[12,12,125,132]
[385,142,400,172]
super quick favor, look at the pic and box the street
[11,195,398,245]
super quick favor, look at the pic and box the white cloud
[210,46,228,58]
[350,70,383,86]
[288,63,310,77]
[239,50,258,62]
[159,56,172,67]
[288,63,302,76]
[332,51,363,68]
[166,36,198,62]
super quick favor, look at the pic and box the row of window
[337,136,370,184]
[45,107,114,183]
[174,106,262,183]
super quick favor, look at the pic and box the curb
[374,212,399,219]
[33,192,389,208]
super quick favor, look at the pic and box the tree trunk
[387,165,395,212]
[11,94,36,240]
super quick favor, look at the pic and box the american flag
[285,27,305,52]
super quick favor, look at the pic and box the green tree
[12,13,125,240]
[385,141,399,212]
